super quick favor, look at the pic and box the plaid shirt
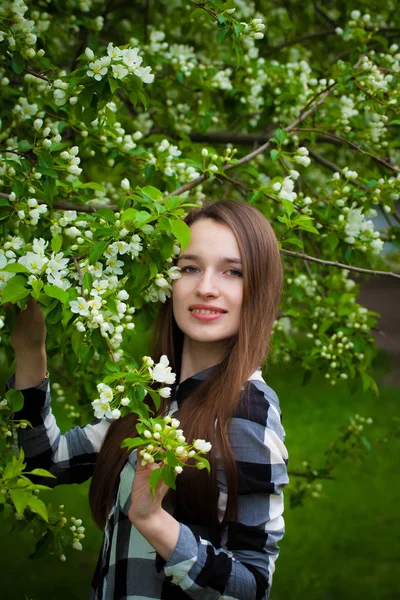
[9,366,289,600]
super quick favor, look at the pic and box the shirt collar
[172,363,218,407]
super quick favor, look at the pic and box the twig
[223,85,335,172]
[281,249,400,280]
[44,201,118,213]
[295,128,399,173]
[23,68,50,83]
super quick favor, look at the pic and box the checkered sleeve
[7,374,110,485]
[163,383,289,600]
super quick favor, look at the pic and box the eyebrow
[178,253,242,264]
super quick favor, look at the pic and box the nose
[195,269,220,298]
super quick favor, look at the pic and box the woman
[9,200,289,600]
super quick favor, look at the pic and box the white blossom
[193,439,212,453]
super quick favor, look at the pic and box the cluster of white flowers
[335,10,374,40]
[85,42,154,84]
[144,265,181,304]
[15,238,73,290]
[147,354,176,386]
[153,138,182,177]
[367,112,388,145]
[339,95,359,125]
[0,1,48,60]
[240,54,269,126]
[272,176,297,203]
[212,68,233,91]
[287,273,318,297]
[69,283,135,352]
[241,17,266,40]
[343,205,384,254]
[52,78,69,107]
[12,96,39,121]
[12,195,48,226]
[70,516,85,551]
[92,383,122,419]
[293,146,311,168]
[60,145,82,177]
[358,55,392,95]
[91,355,177,419]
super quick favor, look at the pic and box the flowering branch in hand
[92,354,212,494]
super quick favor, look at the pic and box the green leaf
[71,330,83,357]
[148,467,163,496]
[83,271,93,292]
[120,208,138,223]
[5,389,24,412]
[51,233,62,253]
[169,218,191,250]
[76,181,105,192]
[24,469,56,478]
[233,22,246,37]
[44,284,69,304]
[160,466,176,490]
[217,26,230,44]
[148,389,160,412]
[9,489,29,515]
[43,179,56,203]
[1,275,30,304]
[0,263,30,273]
[95,207,115,223]
[11,52,24,74]
[281,199,295,217]
[18,140,32,153]
[90,240,109,264]
[109,76,119,94]
[135,210,153,228]
[105,106,116,126]
[285,237,303,248]
[120,437,149,449]
[270,149,281,162]
[196,456,211,473]
[275,129,287,144]
[297,222,320,235]
[141,186,164,202]
[26,496,49,522]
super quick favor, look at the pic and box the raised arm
[8,298,110,485]
[11,298,48,390]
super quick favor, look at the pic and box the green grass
[0,358,399,600]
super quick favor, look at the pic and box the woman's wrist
[129,508,180,562]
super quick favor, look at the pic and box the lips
[189,304,227,313]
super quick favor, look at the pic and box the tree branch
[281,249,400,280]
[23,68,50,82]
[295,128,400,173]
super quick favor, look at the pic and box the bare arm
[9,298,47,389]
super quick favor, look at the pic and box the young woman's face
[172,218,243,345]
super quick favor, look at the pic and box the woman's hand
[128,459,180,561]
[128,460,169,526]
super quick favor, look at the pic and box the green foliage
[0,0,399,567]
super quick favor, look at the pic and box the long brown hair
[89,200,283,529]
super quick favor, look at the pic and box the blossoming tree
[0,0,399,560]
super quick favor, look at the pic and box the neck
[179,336,226,383]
